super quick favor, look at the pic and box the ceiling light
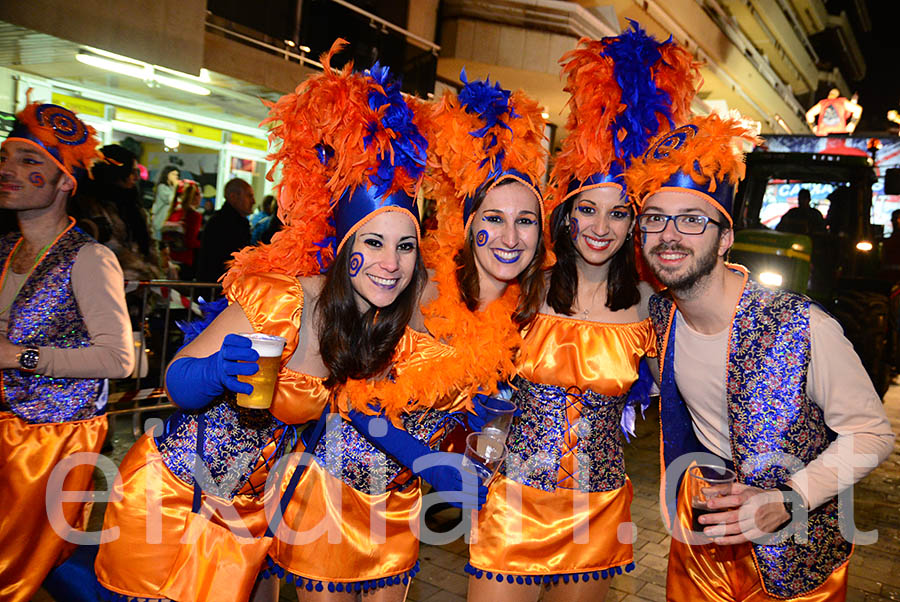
[76,53,149,79]
[856,241,873,252]
[541,112,550,119]
[77,52,210,96]
[164,137,180,149]
[154,73,210,96]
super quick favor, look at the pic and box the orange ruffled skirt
[468,475,635,580]
[268,459,422,589]
[94,433,272,599]
[666,477,848,601]
[0,412,107,602]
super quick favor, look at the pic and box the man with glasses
[626,116,893,601]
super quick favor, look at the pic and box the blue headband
[462,168,542,226]
[334,184,421,252]
[564,162,625,201]
[656,169,735,222]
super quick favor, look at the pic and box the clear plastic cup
[235,333,286,409]
[462,432,507,481]
[475,396,517,442]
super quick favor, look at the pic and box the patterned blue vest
[0,224,105,423]
[648,278,852,598]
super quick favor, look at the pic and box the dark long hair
[547,198,640,314]
[317,233,426,387]
[455,180,546,325]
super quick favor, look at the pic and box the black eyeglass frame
[637,213,724,235]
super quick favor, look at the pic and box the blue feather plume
[604,20,677,166]
[362,62,427,198]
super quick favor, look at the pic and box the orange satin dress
[95,273,329,600]
[268,328,464,591]
[666,474,849,601]
[0,412,107,602]
[469,314,656,581]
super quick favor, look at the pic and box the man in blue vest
[0,102,133,601]
[627,115,894,601]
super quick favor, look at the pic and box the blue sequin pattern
[0,228,104,423]
[155,395,289,499]
[503,376,628,492]
[650,280,852,598]
[312,409,457,494]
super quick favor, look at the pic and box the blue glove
[165,333,259,410]
[468,392,521,432]
[621,359,655,442]
[349,410,488,510]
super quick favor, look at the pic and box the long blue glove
[349,410,488,510]
[165,333,259,410]
[468,392,521,432]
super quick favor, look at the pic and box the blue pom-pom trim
[464,561,635,585]
[95,583,167,602]
[264,558,420,593]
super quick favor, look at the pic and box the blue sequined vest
[648,279,851,598]
[0,225,105,423]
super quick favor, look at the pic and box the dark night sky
[850,3,900,134]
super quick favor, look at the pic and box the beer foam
[240,332,286,357]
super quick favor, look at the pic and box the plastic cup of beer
[688,464,736,534]
[235,333,286,409]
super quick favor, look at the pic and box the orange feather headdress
[424,71,548,242]
[4,101,101,194]
[223,38,427,288]
[626,114,760,225]
[547,21,701,216]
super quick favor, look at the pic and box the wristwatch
[773,482,806,530]
[16,346,40,371]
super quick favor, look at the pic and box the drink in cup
[688,464,737,533]
[235,333,286,409]
[476,395,517,442]
[462,432,508,481]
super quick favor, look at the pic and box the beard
[646,239,719,294]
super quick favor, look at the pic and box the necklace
[578,282,605,318]
[0,232,64,316]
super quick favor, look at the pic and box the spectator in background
[164,180,203,280]
[73,145,161,280]
[0,102,133,602]
[880,209,900,280]
[196,178,254,282]
[250,194,275,243]
[776,188,826,235]
[150,165,178,240]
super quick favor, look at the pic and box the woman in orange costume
[466,23,701,602]
[263,72,550,602]
[94,40,431,602]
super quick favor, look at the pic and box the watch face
[19,347,39,370]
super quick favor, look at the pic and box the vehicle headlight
[758,271,783,287]
[856,241,873,252]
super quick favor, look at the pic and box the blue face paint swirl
[570,217,579,242]
[348,252,363,277]
[476,230,489,247]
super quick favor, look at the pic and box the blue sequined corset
[502,376,628,493]
[155,395,294,499]
[0,227,104,423]
[311,409,458,495]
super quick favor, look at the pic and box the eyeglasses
[638,213,723,235]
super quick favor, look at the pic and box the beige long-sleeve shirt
[1,242,134,379]
[673,305,895,510]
